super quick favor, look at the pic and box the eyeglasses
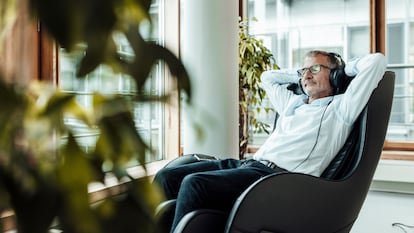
[297,64,331,77]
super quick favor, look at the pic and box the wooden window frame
[370,0,414,160]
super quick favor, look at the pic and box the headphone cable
[291,97,333,171]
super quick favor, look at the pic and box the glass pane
[248,0,414,143]
[247,0,369,145]
[385,0,414,141]
[59,1,165,163]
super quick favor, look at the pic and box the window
[58,0,179,165]
[385,0,414,142]
[348,26,369,58]
[246,0,414,155]
[246,0,370,145]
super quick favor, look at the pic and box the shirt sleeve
[335,53,387,125]
[260,70,297,112]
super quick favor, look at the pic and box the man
[154,50,386,232]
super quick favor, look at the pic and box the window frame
[371,0,414,160]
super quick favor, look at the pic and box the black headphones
[328,52,352,95]
[289,52,353,96]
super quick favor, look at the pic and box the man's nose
[303,69,313,78]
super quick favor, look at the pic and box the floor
[351,191,414,233]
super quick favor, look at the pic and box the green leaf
[92,94,150,178]
[246,43,255,55]
[246,68,254,86]
[123,22,191,103]
[38,91,92,131]
[58,134,101,233]
[40,92,74,116]
[77,37,108,77]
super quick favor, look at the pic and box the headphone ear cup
[329,69,339,94]
[328,52,351,95]
[329,66,347,94]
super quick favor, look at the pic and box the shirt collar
[286,95,333,116]
[304,95,334,106]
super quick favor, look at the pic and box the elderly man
[154,50,386,233]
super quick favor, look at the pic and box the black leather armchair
[155,71,395,233]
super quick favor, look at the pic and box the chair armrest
[154,199,177,233]
[173,209,228,233]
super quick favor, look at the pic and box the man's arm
[260,69,299,113]
[338,53,387,124]
[261,69,299,85]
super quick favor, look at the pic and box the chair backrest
[321,107,365,180]
[322,71,394,180]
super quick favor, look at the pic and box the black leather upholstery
[321,108,365,180]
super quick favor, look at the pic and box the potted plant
[239,18,278,158]
[0,0,190,232]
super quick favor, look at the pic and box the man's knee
[153,168,177,198]
[180,173,210,195]
[153,167,170,185]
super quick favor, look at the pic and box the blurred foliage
[0,0,17,50]
[239,18,278,158]
[0,0,190,232]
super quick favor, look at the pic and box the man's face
[300,54,334,101]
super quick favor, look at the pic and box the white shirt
[253,53,387,176]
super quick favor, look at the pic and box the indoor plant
[239,18,278,158]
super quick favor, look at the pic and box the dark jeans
[153,159,286,232]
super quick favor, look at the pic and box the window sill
[381,150,414,161]
[1,159,172,232]
[87,159,171,202]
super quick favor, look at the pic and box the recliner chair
[155,71,395,233]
